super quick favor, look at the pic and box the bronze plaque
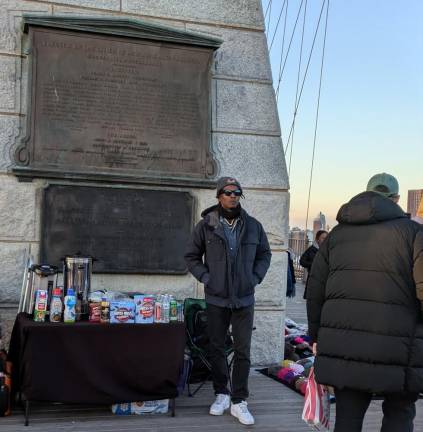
[16,24,217,184]
[40,185,193,274]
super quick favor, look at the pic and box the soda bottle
[169,300,178,322]
[64,288,76,323]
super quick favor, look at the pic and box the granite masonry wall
[0,0,289,365]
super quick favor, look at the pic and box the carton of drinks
[111,402,131,415]
[111,400,168,415]
[134,295,155,324]
[131,399,169,414]
[110,300,135,324]
[34,289,48,322]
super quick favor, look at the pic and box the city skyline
[264,1,422,229]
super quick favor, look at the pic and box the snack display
[89,302,101,323]
[134,295,154,324]
[110,301,135,324]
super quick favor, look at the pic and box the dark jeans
[206,303,254,404]
[334,388,418,432]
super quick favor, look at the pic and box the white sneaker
[230,401,255,425]
[209,393,231,415]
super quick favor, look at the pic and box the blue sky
[263,0,423,229]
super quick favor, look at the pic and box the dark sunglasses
[221,189,242,197]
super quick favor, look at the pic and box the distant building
[289,227,312,280]
[407,190,423,219]
[313,212,326,237]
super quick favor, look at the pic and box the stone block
[122,0,264,29]
[0,56,19,112]
[0,1,51,53]
[186,24,271,81]
[213,133,288,189]
[43,0,119,11]
[190,188,216,223]
[0,175,37,241]
[251,308,285,365]
[91,274,196,300]
[0,242,30,302]
[0,304,19,351]
[242,190,289,248]
[255,251,286,307]
[214,80,280,135]
[0,115,20,171]
[52,6,185,30]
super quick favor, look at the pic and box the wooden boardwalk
[1,283,422,431]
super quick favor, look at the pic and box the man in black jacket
[185,177,271,426]
[307,173,423,432]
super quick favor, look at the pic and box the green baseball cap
[366,173,399,198]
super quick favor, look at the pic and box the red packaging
[89,302,101,322]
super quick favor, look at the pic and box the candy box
[110,301,135,324]
[134,295,155,324]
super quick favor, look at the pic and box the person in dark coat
[185,177,271,426]
[286,250,296,298]
[307,173,423,432]
[300,230,327,298]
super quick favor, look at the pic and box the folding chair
[183,298,234,397]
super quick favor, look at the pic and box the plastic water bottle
[64,288,76,323]
[154,296,162,323]
[162,295,170,324]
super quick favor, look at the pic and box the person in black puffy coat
[307,173,423,432]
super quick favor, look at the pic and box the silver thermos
[63,255,93,321]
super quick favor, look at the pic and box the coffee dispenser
[20,264,59,315]
[63,255,93,321]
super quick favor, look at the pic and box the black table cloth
[8,313,185,404]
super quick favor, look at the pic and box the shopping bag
[302,367,330,430]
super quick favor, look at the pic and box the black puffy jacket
[185,205,271,308]
[307,191,423,393]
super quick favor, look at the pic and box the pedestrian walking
[307,172,423,432]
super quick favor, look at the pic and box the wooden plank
[1,373,422,431]
[1,282,422,431]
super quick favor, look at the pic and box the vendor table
[8,313,185,425]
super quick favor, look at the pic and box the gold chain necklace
[224,218,235,226]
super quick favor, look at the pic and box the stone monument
[0,2,289,365]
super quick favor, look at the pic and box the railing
[288,237,311,281]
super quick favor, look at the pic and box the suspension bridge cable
[276,0,289,95]
[263,0,272,21]
[287,0,308,176]
[305,0,330,233]
[275,0,304,100]
[283,0,326,155]
[269,0,287,52]
[276,0,289,146]
[266,0,273,38]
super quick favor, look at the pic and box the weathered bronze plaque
[40,185,194,274]
[14,17,221,186]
